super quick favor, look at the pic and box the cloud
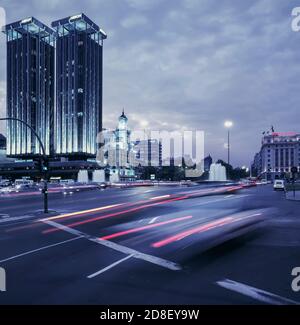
[120,14,148,28]
[126,0,166,11]
[0,0,300,167]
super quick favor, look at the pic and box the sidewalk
[285,190,300,201]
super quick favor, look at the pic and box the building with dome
[102,110,135,181]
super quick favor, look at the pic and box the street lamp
[224,120,233,165]
[0,117,49,213]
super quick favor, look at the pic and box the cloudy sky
[0,0,299,167]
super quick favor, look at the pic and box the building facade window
[3,17,55,157]
[52,14,106,157]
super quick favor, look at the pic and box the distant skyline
[0,0,300,167]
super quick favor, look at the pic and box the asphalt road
[0,184,299,304]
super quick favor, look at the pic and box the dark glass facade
[0,134,6,149]
[2,17,55,157]
[52,14,107,158]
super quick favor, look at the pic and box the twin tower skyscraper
[2,14,107,159]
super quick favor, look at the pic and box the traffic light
[291,166,298,175]
[37,159,49,174]
[42,159,49,173]
[291,166,298,181]
[42,162,48,172]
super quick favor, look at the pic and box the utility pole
[227,128,230,165]
[224,120,233,165]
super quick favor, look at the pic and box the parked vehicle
[273,180,285,191]
[60,179,75,186]
[98,182,107,189]
[0,179,11,188]
[14,179,34,189]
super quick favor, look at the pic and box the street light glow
[224,120,233,128]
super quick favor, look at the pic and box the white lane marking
[43,220,181,271]
[0,236,83,263]
[0,215,36,224]
[87,254,134,279]
[225,195,234,198]
[216,279,300,305]
[192,194,249,207]
[149,217,158,224]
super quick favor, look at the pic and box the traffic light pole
[43,174,48,213]
[291,167,298,199]
[0,117,49,213]
[40,157,49,214]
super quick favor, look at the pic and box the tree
[217,159,249,180]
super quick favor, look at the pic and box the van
[273,180,285,191]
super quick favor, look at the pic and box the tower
[116,109,130,168]
[2,17,55,157]
[51,13,107,158]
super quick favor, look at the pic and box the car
[14,179,34,188]
[98,182,107,189]
[0,180,11,188]
[273,180,285,191]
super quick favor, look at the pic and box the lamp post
[224,120,233,165]
[0,117,49,213]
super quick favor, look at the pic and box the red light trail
[100,215,193,240]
